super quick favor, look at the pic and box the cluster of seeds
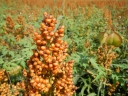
[0,69,8,82]
[0,69,20,96]
[15,16,25,40]
[0,83,20,96]
[5,16,15,33]
[96,44,120,95]
[23,12,76,96]
[3,16,34,41]
[106,81,120,96]
[96,44,117,69]
[54,60,76,96]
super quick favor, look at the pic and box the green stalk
[98,81,103,96]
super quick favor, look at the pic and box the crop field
[0,0,128,96]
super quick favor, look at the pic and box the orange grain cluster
[3,16,34,41]
[4,16,25,40]
[22,12,76,96]
[96,44,120,96]
[21,0,128,9]
[96,44,117,69]
[106,81,120,96]
[4,0,128,17]
[0,69,8,82]
[5,16,15,33]
[0,69,20,96]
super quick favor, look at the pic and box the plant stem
[98,81,103,96]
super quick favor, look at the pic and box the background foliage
[0,0,128,95]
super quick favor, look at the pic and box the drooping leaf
[73,75,80,85]
[112,63,128,69]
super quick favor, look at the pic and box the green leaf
[89,58,99,70]
[20,60,26,68]
[1,47,8,56]
[81,85,86,96]
[93,72,105,82]
[70,53,81,63]
[53,15,63,32]
[89,58,106,82]
[81,78,87,96]
[111,74,119,80]
[87,93,96,96]
[112,63,128,69]
[3,62,17,71]
[0,58,4,64]
[8,51,15,57]
[73,75,80,85]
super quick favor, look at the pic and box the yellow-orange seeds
[50,23,55,27]
[45,79,49,83]
[34,32,38,36]
[28,64,33,69]
[41,23,46,29]
[43,30,49,35]
[49,15,53,19]
[45,49,51,54]
[37,61,42,65]
[41,40,47,45]
[36,65,40,69]
[47,27,53,31]
[36,35,42,40]
[55,43,60,47]
[34,52,39,57]
[46,36,51,40]
[46,83,51,88]
[39,50,44,55]
[30,80,35,84]
[41,64,45,68]
[41,46,46,50]
[53,52,58,56]
[56,38,63,44]
[46,58,52,63]
[49,64,53,68]
[30,69,34,73]
[41,84,45,89]
[33,37,37,42]
[44,87,49,92]
[51,43,55,48]
[59,33,64,37]
[54,32,59,37]
[45,19,52,24]
[50,32,54,36]
[33,62,37,66]
[32,58,39,62]
[58,28,64,34]
[54,47,59,52]
[23,12,75,96]
[52,18,56,23]
[36,40,41,45]
[59,46,64,50]
[43,54,48,58]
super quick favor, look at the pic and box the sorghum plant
[22,12,76,96]
[0,69,20,96]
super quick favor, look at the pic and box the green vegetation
[0,0,128,96]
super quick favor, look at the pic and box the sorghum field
[0,0,128,96]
